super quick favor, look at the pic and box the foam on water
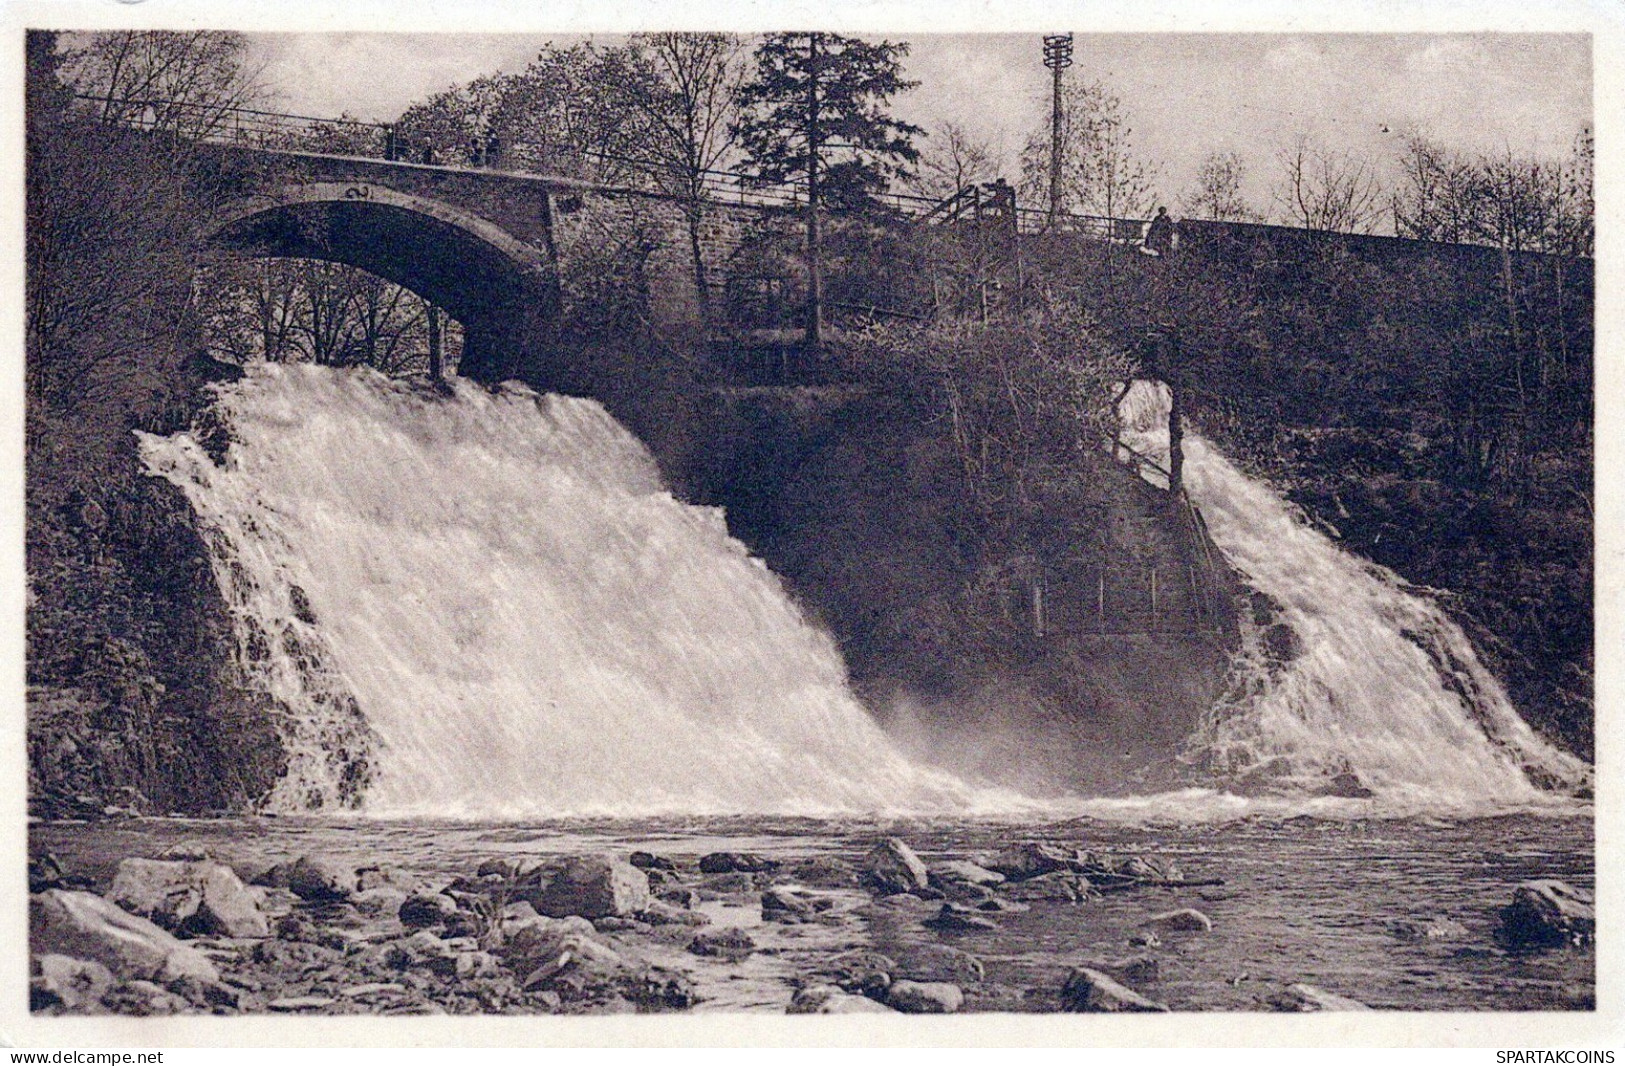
[139,364,1000,817]
[1116,380,1590,813]
[137,366,1588,823]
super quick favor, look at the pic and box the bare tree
[1395,130,1592,256]
[621,32,749,319]
[1272,134,1386,233]
[910,121,1002,201]
[1019,79,1158,221]
[194,257,460,377]
[60,31,265,136]
[1392,130,1476,243]
[1181,151,1262,222]
[1556,126,1594,258]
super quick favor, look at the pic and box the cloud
[1263,39,1325,70]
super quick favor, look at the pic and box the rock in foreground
[885,980,963,1014]
[532,856,650,920]
[698,852,779,874]
[787,985,894,1014]
[1141,908,1213,934]
[31,890,220,984]
[862,838,930,895]
[1499,880,1595,948]
[260,855,357,902]
[109,858,269,938]
[1267,983,1371,1011]
[32,954,115,1011]
[985,842,1075,882]
[1059,967,1169,1012]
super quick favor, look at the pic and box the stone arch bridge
[201,143,764,390]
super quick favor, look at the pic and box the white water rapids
[138,364,984,817]
[137,366,1587,820]
[1117,381,1590,812]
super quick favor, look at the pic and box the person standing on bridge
[1145,206,1176,256]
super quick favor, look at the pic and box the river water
[33,810,1593,1012]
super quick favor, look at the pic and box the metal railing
[71,92,1148,238]
[980,557,1221,638]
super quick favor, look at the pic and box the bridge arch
[208,182,561,383]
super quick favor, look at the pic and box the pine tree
[733,32,922,348]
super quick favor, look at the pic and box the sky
[239,31,1592,222]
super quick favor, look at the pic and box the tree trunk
[803,34,823,352]
[686,204,710,329]
[426,302,443,381]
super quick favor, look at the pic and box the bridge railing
[72,92,1148,239]
[70,93,395,155]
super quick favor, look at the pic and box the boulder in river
[638,900,710,927]
[398,891,460,929]
[1079,954,1160,986]
[687,928,756,959]
[1267,983,1371,1011]
[823,950,896,999]
[629,851,679,872]
[971,896,1029,914]
[32,953,115,1011]
[657,885,702,909]
[862,838,930,895]
[1388,917,1468,942]
[930,860,1005,888]
[499,914,692,1008]
[789,855,858,888]
[532,856,650,919]
[1499,880,1595,948]
[352,886,410,918]
[761,886,817,923]
[1141,908,1213,934]
[1059,967,1170,1012]
[1000,871,1092,903]
[985,841,1074,882]
[924,902,999,932]
[31,889,220,984]
[698,852,779,874]
[886,980,963,1014]
[894,943,985,986]
[109,858,269,938]
[260,855,357,902]
[787,984,894,1014]
[499,916,624,988]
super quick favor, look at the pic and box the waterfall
[1117,381,1589,809]
[136,365,1586,821]
[137,364,985,818]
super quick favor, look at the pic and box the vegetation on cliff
[1017,226,1592,757]
[26,33,287,814]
